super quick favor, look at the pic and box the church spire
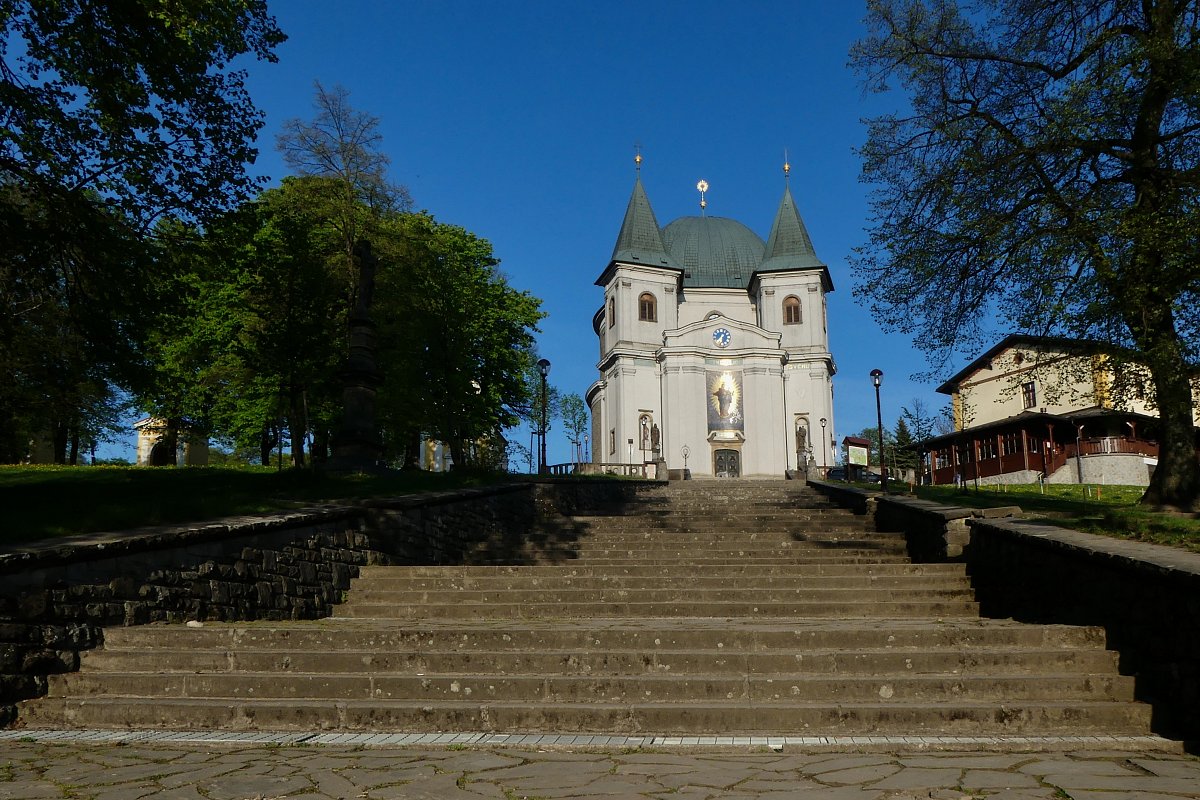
[759,183,824,273]
[610,174,680,270]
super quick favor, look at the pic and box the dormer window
[783,295,802,325]
[638,292,657,322]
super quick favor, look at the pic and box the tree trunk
[449,437,466,471]
[311,427,329,464]
[400,429,421,470]
[259,425,274,467]
[1142,355,1200,510]
[51,420,68,464]
[68,423,80,466]
[163,417,181,467]
[288,387,307,468]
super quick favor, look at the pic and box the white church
[586,163,837,478]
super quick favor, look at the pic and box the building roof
[603,178,830,290]
[935,334,1107,394]
[662,216,765,288]
[913,406,1161,450]
[759,186,825,273]
[609,177,681,271]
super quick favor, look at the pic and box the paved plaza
[0,735,1197,799]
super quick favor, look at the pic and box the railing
[1068,437,1158,459]
[931,436,1158,484]
[547,462,655,478]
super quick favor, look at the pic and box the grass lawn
[876,481,1200,554]
[0,465,505,546]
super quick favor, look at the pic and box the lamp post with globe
[870,369,888,493]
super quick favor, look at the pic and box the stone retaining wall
[0,479,657,727]
[965,517,1200,743]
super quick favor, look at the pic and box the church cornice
[749,265,834,293]
[595,259,683,288]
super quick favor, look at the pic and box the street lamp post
[537,358,551,474]
[583,433,590,463]
[819,417,828,476]
[870,369,888,493]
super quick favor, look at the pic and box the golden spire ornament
[697,179,708,214]
[634,144,643,174]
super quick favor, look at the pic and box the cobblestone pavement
[0,741,1198,800]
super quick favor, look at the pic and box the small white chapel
[586,158,836,478]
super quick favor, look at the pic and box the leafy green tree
[892,417,917,472]
[559,393,589,462]
[139,181,346,467]
[374,213,544,469]
[852,0,1200,509]
[0,1,284,463]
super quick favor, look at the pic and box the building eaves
[934,334,1108,395]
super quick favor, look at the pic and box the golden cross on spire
[634,143,643,174]
[783,149,791,182]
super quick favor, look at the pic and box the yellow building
[922,335,1198,486]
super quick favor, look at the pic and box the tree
[893,417,917,473]
[139,182,346,467]
[900,398,937,444]
[1,1,284,228]
[373,213,544,469]
[852,0,1200,509]
[559,393,589,462]
[0,1,284,463]
[277,83,411,307]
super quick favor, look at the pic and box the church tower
[587,160,836,478]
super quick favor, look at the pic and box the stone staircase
[20,481,1156,739]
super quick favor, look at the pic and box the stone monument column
[327,240,384,472]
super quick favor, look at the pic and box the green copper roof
[605,178,829,290]
[759,186,825,273]
[661,216,766,288]
[610,177,681,270]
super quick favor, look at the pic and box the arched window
[783,295,802,325]
[607,296,615,328]
[638,292,657,322]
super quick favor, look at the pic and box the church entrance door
[714,449,740,478]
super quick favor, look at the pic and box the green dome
[661,216,765,288]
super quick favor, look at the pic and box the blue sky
[128,2,966,463]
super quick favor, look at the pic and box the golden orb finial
[697,179,709,214]
[783,149,791,181]
[634,144,643,173]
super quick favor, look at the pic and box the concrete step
[80,645,1122,677]
[23,696,1153,735]
[352,574,973,591]
[50,671,1135,704]
[490,547,910,560]
[337,587,975,606]
[97,619,1112,652]
[332,600,981,620]
[364,563,969,579]
[463,555,918,567]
